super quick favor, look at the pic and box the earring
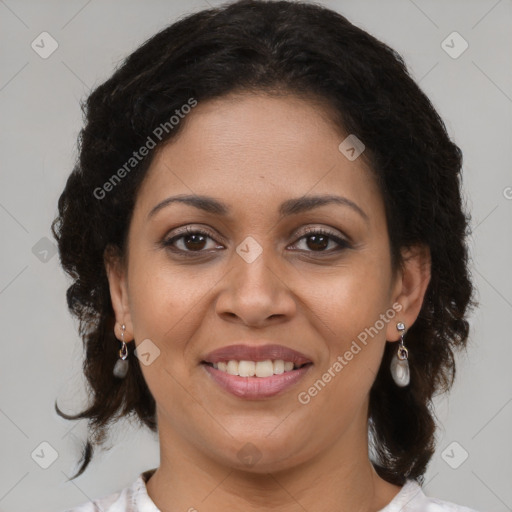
[390,321,410,387]
[113,324,129,379]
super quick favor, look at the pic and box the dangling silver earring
[113,324,129,379]
[390,321,410,387]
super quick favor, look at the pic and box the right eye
[162,226,225,254]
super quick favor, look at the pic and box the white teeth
[273,359,284,374]
[210,359,303,377]
[226,360,239,376]
[238,360,256,377]
[255,360,274,377]
[237,360,277,378]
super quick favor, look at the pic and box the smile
[205,359,310,376]
[201,360,313,399]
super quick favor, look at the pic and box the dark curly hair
[51,0,474,485]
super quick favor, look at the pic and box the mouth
[201,343,312,367]
[200,358,313,400]
[200,343,314,399]
[201,359,312,376]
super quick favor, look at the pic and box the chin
[205,436,310,474]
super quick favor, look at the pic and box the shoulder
[381,480,481,512]
[61,488,124,512]
[60,469,159,512]
[61,485,130,512]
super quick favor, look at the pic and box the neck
[146,417,401,512]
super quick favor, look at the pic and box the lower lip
[202,363,313,400]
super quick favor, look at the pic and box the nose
[215,247,297,328]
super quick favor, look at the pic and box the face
[106,92,427,473]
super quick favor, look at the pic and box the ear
[385,244,431,342]
[104,245,134,342]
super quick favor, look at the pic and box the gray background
[0,0,511,511]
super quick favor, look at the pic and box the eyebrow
[147,193,369,222]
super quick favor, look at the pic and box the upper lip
[202,344,313,365]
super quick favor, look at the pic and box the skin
[105,92,431,512]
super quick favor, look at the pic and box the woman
[52,1,478,510]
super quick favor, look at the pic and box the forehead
[133,92,382,221]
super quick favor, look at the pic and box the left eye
[290,229,350,253]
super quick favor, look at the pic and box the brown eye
[163,227,223,254]
[180,232,208,251]
[291,228,350,253]
[304,233,330,251]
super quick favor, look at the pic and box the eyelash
[161,225,351,257]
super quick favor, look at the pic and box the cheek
[301,253,394,398]
[127,253,219,338]
[305,251,393,338]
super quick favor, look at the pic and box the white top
[63,468,480,512]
